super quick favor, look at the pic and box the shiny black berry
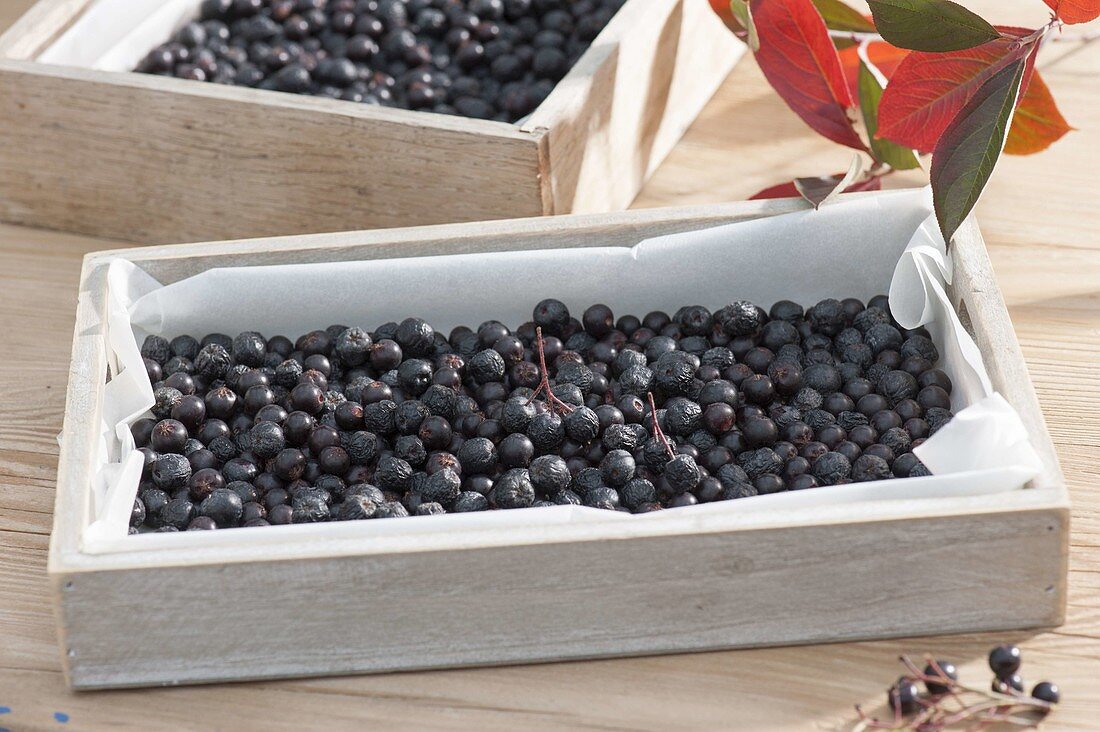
[533,298,570,335]
[994,674,1025,694]
[888,677,921,715]
[989,644,1022,678]
[200,487,244,527]
[1032,681,1060,705]
[923,660,958,695]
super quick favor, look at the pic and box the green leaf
[812,0,876,32]
[866,0,1001,52]
[931,57,1026,243]
[730,0,758,51]
[857,59,921,170]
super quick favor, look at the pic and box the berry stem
[853,655,1051,731]
[525,326,574,415]
[647,392,675,460]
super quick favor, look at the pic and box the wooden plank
[0,60,546,243]
[0,0,88,60]
[57,508,1066,689]
[949,219,1067,494]
[48,255,104,568]
[524,0,743,214]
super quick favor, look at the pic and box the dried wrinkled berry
[420,468,461,506]
[664,454,700,493]
[152,453,192,491]
[807,298,846,336]
[715,300,763,336]
[493,468,536,509]
[851,454,891,482]
[453,491,490,512]
[337,495,378,521]
[529,454,570,494]
[812,451,851,486]
[291,490,331,523]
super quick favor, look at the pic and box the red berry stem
[647,392,675,460]
[852,655,1053,731]
[525,326,574,415]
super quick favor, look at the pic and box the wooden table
[1,1,1097,729]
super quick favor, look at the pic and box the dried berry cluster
[856,645,1060,730]
[129,294,953,531]
[135,0,624,122]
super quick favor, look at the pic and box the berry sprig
[853,646,1060,731]
[646,391,675,460]
[524,326,575,415]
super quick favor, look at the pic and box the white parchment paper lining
[81,188,1044,552]
[38,0,201,73]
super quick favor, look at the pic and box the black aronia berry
[129,296,952,532]
[135,0,628,123]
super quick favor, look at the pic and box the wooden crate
[0,0,743,244]
[51,197,1069,690]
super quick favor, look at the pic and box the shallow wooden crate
[52,197,1069,690]
[0,0,743,244]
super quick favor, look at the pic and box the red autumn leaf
[838,42,910,102]
[877,36,1036,153]
[750,173,881,200]
[1041,0,1100,24]
[751,181,804,199]
[750,0,868,151]
[1004,71,1072,155]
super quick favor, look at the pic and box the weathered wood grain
[522,0,743,214]
[0,0,87,59]
[58,510,1065,689]
[0,59,547,243]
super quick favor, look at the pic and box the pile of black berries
[134,0,625,122]
[129,294,954,531]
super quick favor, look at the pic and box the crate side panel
[0,0,92,60]
[948,220,1066,495]
[532,0,741,214]
[60,508,1066,689]
[0,64,545,243]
